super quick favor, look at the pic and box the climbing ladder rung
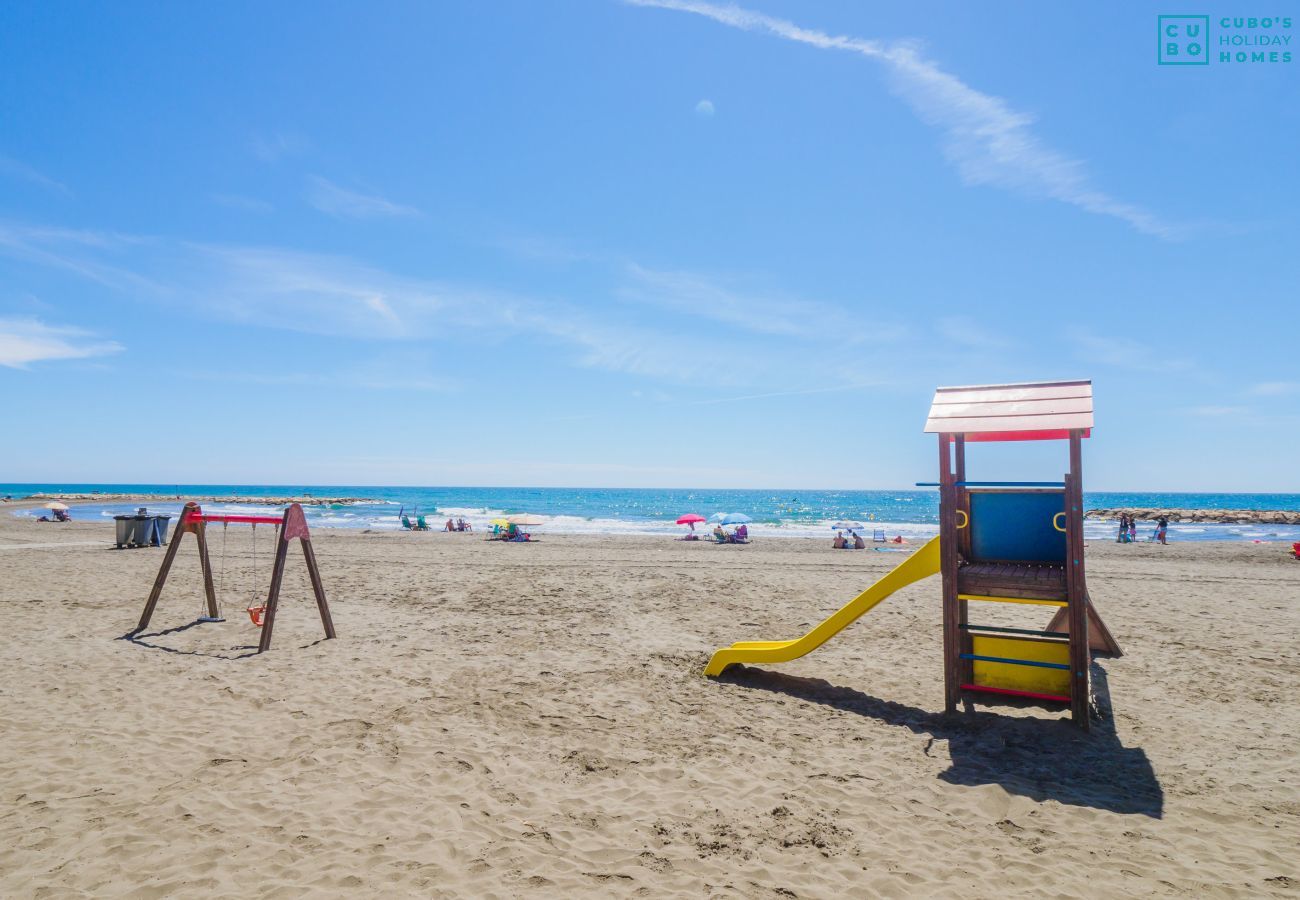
[961,683,1071,704]
[960,623,1069,639]
[959,593,1067,608]
[959,653,1069,671]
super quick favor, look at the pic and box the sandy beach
[0,503,1296,897]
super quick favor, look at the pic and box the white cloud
[695,98,715,117]
[938,315,1013,349]
[0,156,70,196]
[628,0,1178,238]
[305,176,420,219]
[690,382,880,405]
[0,220,908,388]
[1185,405,1248,417]
[210,193,274,213]
[1071,329,1190,372]
[622,263,904,344]
[187,365,459,394]
[0,317,123,368]
[250,132,310,162]
[1248,381,1300,396]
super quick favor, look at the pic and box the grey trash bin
[129,515,150,547]
[114,515,134,548]
[152,515,171,546]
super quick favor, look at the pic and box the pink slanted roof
[924,380,1093,442]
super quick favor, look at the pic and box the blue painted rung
[959,653,1069,671]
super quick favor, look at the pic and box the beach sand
[0,505,1296,897]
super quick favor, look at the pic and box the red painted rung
[189,514,283,525]
[961,683,1070,704]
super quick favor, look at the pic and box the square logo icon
[1159,15,1210,65]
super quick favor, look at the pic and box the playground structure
[705,379,1120,730]
[133,502,335,654]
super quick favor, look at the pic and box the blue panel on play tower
[968,490,1067,563]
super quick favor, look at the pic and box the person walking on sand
[1156,515,1169,545]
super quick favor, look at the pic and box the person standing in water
[1117,513,1128,543]
[1156,515,1169,545]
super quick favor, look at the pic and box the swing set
[133,502,335,653]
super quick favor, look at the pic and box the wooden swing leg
[301,538,336,640]
[257,531,291,654]
[195,523,220,620]
[136,527,187,632]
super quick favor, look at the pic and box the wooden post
[257,503,335,653]
[301,539,336,640]
[938,434,961,714]
[1066,430,1091,730]
[136,502,199,632]
[953,434,972,687]
[194,520,220,620]
[257,526,291,654]
[954,435,971,557]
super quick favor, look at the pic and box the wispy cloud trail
[0,317,122,368]
[0,156,70,196]
[689,382,879,405]
[627,0,1177,238]
[306,176,420,219]
[210,193,274,213]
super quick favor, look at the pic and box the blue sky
[1,1,1297,491]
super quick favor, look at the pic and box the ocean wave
[14,498,1300,544]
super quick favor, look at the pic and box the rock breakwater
[1086,507,1300,525]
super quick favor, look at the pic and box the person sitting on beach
[734,524,748,542]
[714,524,728,543]
[446,518,456,532]
[460,518,472,532]
[832,531,847,549]
[852,530,866,550]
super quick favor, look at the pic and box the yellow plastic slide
[703,535,941,677]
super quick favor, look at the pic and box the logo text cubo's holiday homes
[1158,15,1293,65]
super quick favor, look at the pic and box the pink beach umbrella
[676,513,706,532]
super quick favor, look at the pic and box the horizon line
[2,481,1297,497]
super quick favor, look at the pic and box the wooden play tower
[925,380,1120,730]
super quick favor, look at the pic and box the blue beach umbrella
[710,512,752,525]
[832,522,864,531]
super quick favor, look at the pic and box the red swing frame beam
[133,501,336,653]
[189,514,283,525]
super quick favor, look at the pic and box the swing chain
[217,521,228,618]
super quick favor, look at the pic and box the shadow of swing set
[131,502,335,653]
[706,379,1121,730]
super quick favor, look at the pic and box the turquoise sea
[4,484,1299,543]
